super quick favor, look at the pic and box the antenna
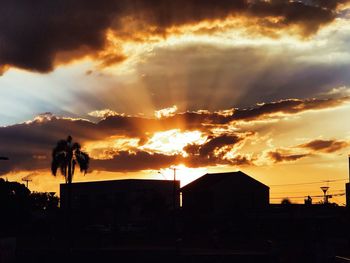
[320,186,329,204]
[22,178,32,188]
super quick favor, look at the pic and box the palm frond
[51,138,69,177]
[75,151,90,174]
[72,143,81,150]
[51,136,90,182]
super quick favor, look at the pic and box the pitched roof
[181,171,268,191]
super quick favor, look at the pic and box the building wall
[346,182,350,208]
[182,173,269,218]
[60,179,180,226]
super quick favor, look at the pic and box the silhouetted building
[181,171,269,217]
[346,183,350,208]
[60,179,180,228]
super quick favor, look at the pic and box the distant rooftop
[181,171,269,191]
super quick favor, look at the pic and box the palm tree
[51,136,89,244]
[51,135,89,184]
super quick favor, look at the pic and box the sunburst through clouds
[1,0,350,204]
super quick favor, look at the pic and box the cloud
[264,138,349,164]
[154,105,178,119]
[298,139,349,153]
[267,150,309,163]
[124,0,345,36]
[0,0,121,72]
[0,95,347,175]
[228,97,350,122]
[91,150,253,173]
[88,109,124,118]
[318,86,350,99]
[91,151,181,172]
[184,135,242,158]
[0,0,347,72]
[170,97,349,126]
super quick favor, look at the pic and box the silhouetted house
[181,171,269,217]
[60,179,180,228]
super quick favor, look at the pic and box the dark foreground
[1,235,349,263]
[17,247,270,263]
[13,246,350,263]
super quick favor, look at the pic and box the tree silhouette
[51,136,89,246]
[51,135,89,184]
[281,198,292,206]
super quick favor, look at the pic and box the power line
[269,178,347,187]
[270,192,345,199]
[270,196,323,200]
[272,189,345,195]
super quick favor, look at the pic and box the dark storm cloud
[247,0,338,35]
[0,0,347,72]
[298,139,349,153]
[0,0,120,72]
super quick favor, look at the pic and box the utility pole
[171,167,177,210]
[22,178,32,189]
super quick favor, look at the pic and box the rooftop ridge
[60,178,180,186]
[181,171,269,190]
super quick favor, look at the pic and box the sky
[1,0,350,204]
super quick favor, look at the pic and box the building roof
[60,179,180,188]
[181,171,269,192]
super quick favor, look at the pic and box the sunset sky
[1,0,350,204]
